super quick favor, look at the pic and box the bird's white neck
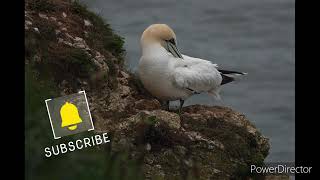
[141,43,167,57]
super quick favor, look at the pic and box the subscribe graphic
[45,91,94,139]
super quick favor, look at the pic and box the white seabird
[138,24,247,112]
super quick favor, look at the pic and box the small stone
[73,43,86,49]
[84,19,92,26]
[95,51,102,57]
[183,159,193,167]
[38,13,48,19]
[58,38,64,43]
[61,27,67,31]
[247,125,257,134]
[65,33,73,39]
[145,143,151,151]
[62,12,67,18]
[58,38,72,46]
[61,80,68,88]
[95,52,106,62]
[58,22,63,26]
[34,55,41,62]
[74,37,83,42]
[208,144,214,150]
[85,47,91,52]
[25,20,32,26]
[85,51,92,58]
[120,71,130,79]
[84,31,89,38]
[34,27,40,33]
[145,158,154,165]
[65,41,73,46]
[120,85,131,97]
[212,168,222,174]
[50,16,57,21]
[55,29,61,35]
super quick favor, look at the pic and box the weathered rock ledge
[90,71,273,179]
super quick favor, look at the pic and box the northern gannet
[138,24,246,112]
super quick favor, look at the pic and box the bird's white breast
[138,44,190,100]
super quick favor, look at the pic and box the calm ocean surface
[82,0,295,162]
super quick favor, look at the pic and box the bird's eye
[166,38,176,45]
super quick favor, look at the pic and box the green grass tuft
[27,0,56,12]
[71,0,125,61]
[144,115,158,125]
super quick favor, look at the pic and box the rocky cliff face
[25,0,287,179]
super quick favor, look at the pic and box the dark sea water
[82,0,295,162]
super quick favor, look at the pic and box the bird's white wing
[169,54,222,93]
[181,55,219,68]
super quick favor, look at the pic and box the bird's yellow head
[141,24,183,59]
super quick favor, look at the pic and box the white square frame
[45,90,95,139]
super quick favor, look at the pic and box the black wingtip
[221,74,235,85]
[218,69,247,75]
[219,69,247,85]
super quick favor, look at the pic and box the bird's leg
[165,100,170,111]
[179,99,184,114]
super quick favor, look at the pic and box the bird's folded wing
[182,55,218,67]
[170,55,222,92]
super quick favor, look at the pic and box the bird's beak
[166,41,183,59]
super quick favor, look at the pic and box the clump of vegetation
[144,115,157,125]
[26,0,57,12]
[105,152,144,180]
[71,0,125,64]
[25,0,141,180]
[25,31,96,90]
[25,0,127,87]
[45,46,96,78]
[134,115,175,152]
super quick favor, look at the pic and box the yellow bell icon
[60,102,82,130]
